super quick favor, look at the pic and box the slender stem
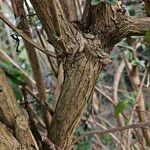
[68,121,150,149]
[0,13,57,58]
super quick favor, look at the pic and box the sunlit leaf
[115,100,129,116]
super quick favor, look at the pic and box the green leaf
[91,0,116,5]
[75,125,93,150]
[107,0,116,4]
[125,50,133,62]
[0,60,21,77]
[0,60,27,85]
[102,134,113,145]
[91,0,102,5]
[123,92,136,107]
[7,73,26,86]
[115,100,129,116]
[0,60,27,100]
[130,59,145,69]
[76,136,92,150]
[8,79,23,100]
[144,29,150,41]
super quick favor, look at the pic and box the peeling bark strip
[0,68,38,149]
[28,0,150,149]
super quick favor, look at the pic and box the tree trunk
[48,52,103,149]
[1,0,150,149]
[0,68,38,150]
[0,122,22,150]
[28,0,150,148]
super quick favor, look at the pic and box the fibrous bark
[28,0,150,149]
[1,0,150,149]
[0,122,22,150]
[48,52,103,148]
[0,68,38,149]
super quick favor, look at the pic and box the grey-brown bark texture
[11,0,52,130]
[48,53,103,148]
[1,0,150,149]
[0,68,38,149]
[29,0,150,149]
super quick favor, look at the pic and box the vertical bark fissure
[48,53,102,149]
[14,0,150,149]
[59,0,78,22]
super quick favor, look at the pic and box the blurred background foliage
[0,0,150,149]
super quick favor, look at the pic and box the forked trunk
[1,0,150,149]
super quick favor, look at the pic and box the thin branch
[69,121,150,149]
[35,24,58,77]
[121,53,150,147]
[22,87,42,149]
[46,0,61,36]
[128,17,150,36]
[29,0,75,53]
[42,136,61,150]
[0,50,35,87]
[134,128,145,150]
[11,0,52,130]
[113,60,125,127]
[76,0,82,20]
[95,86,115,105]
[136,67,149,103]
[113,60,125,104]
[135,108,150,116]
[88,117,126,150]
[25,86,54,116]
[24,0,58,77]
[0,13,57,58]
[100,84,129,93]
[59,0,78,22]
[95,86,128,120]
